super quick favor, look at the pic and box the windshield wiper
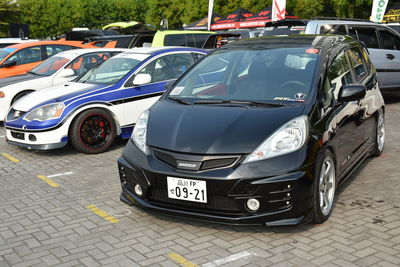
[168,96,192,105]
[193,99,285,107]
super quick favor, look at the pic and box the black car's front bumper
[117,140,315,226]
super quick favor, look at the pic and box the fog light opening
[134,184,143,197]
[246,198,260,212]
[29,134,37,141]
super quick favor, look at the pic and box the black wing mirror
[338,84,366,102]
[0,60,16,68]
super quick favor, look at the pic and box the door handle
[386,53,395,60]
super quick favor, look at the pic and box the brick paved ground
[0,97,399,267]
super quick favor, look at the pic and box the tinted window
[46,45,77,58]
[379,29,400,50]
[347,48,367,81]
[320,24,347,35]
[355,28,379,48]
[164,34,186,46]
[348,28,358,39]
[7,46,42,65]
[193,34,211,48]
[138,53,194,83]
[185,35,196,48]
[168,47,318,102]
[322,51,352,108]
[262,26,305,36]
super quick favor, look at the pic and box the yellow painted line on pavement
[36,175,59,188]
[86,205,119,223]
[167,252,198,267]
[1,153,20,163]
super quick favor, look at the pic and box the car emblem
[295,92,306,99]
[176,160,201,170]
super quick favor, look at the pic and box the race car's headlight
[131,110,150,155]
[244,116,308,163]
[0,91,5,98]
[24,103,65,122]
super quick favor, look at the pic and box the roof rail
[265,19,308,28]
[310,17,370,22]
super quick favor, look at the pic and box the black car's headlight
[24,103,65,122]
[244,115,308,163]
[131,110,150,155]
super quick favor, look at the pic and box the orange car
[0,41,99,79]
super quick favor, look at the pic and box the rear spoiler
[265,19,308,28]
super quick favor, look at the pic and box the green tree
[0,0,20,37]
[146,0,186,29]
[18,0,84,38]
[331,0,372,18]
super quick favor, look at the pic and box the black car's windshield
[77,53,149,85]
[167,47,318,104]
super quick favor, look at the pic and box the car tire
[69,108,117,154]
[312,149,336,224]
[372,108,385,157]
[11,90,34,105]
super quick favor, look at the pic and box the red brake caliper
[99,120,106,139]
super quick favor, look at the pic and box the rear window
[164,34,186,46]
[164,34,211,48]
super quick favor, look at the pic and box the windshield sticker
[306,48,319,54]
[170,86,184,95]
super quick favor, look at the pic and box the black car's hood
[147,100,305,154]
[0,73,42,87]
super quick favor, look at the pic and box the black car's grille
[154,149,241,171]
[7,108,26,121]
[202,158,237,170]
[155,151,176,167]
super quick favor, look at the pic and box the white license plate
[167,177,207,203]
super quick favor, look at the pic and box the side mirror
[57,68,75,78]
[0,60,16,68]
[133,73,151,85]
[338,84,366,102]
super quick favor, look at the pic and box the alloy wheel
[377,109,385,152]
[319,155,336,216]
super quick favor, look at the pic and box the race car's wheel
[70,109,116,154]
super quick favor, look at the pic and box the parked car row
[0,19,392,227]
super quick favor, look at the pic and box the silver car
[262,18,400,93]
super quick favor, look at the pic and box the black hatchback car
[117,35,385,226]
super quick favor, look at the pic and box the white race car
[0,48,127,121]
